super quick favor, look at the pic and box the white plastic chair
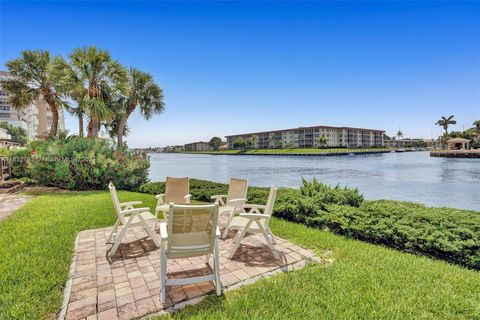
[159,203,222,303]
[155,177,191,220]
[226,186,280,260]
[107,182,160,258]
[211,178,248,238]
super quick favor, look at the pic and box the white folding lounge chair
[107,182,160,258]
[159,203,222,303]
[227,186,280,260]
[211,178,248,238]
[155,177,191,220]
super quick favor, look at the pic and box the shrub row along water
[139,178,480,270]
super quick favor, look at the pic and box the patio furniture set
[107,177,279,304]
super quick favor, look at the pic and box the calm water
[148,152,480,211]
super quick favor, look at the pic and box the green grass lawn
[187,148,392,155]
[0,191,479,319]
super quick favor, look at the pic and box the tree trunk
[116,106,135,151]
[116,115,128,151]
[90,115,100,138]
[78,109,84,138]
[43,91,59,137]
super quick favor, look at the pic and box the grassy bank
[0,191,478,319]
[185,147,392,155]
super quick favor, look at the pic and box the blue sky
[1,1,479,147]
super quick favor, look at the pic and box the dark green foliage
[0,147,31,178]
[28,137,149,190]
[0,122,28,145]
[138,178,480,269]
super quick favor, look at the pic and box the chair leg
[136,214,161,248]
[266,226,277,244]
[213,239,222,296]
[256,220,280,260]
[109,216,134,258]
[222,211,235,239]
[159,245,167,303]
[228,220,253,259]
[107,219,121,243]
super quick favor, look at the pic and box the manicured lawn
[0,192,479,319]
[187,148,392,155]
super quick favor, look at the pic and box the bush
[0,148,31,178]
[29,138,149,190]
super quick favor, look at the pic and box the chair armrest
[239,213,269,220]
[243,204,266,209]
[211,195,227,205]
[160,221,168,240]
[120,201,142,208]
[155,194,166,207]
[184,194,192,203]
[155,193,166,200]
[121,207,151,215]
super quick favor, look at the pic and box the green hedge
[138,179,480,269]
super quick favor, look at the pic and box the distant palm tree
[473,120,480,133]
[60,46,128,138]
[249,134,258,149]
[116,68,164,150]
[1,50,65,136]
[436,115,456,136]
[396,130,403,140]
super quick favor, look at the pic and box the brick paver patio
[61,218,317,320]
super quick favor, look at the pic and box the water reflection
[148,152,480,210]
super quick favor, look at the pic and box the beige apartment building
[226,125,385,149]
[184,141,212,152]
[0,71,65,141]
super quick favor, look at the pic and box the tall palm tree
[50,56,87,137]
[58,46,128,138]
[1,50,65,136]
[116,68,164,150]
[436,115,456,136]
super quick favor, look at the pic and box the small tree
[316,135,327,148]
[209,137,222,151]
[248,134,258,149]
[233,138,247,150]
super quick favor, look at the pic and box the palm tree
[436,115,456,136]
[50,56,87,137]
[1,50,65,136]
[59,46,128,138]
[396,130,403,140]
[473,120,480,133]
[116,68,164,150]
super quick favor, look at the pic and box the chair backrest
[166,203,219,258]
[264,186,277,218]
[227,178,248,201]
[108,182,125,224]
[165,177,189,204]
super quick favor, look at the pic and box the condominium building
[0,71,65,140]
[184,141,212,152]
[226,125,385,149]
